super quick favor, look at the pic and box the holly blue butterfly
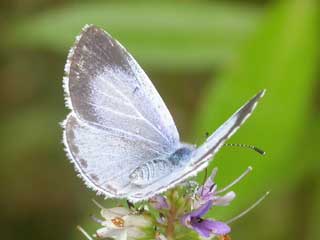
[62,25,265,202]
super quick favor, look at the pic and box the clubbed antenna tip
[224,143,266,155]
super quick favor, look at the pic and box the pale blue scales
[62,24,265,202]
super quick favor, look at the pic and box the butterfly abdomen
[129,159,174,186]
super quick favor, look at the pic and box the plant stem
[166,190,177,240]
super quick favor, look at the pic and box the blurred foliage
[0,0,319,240]
[197,0,318,211]
[4,1,261,71]
[194,1,319,239]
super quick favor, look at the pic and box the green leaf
[0,106,62,160]
[307,182,320,240]
[304,115,320,240]
[5,1,261,70]
[194,0,318,220]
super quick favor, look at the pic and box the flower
[181,200,231,238]
[149,195,169,210]
[194,168,236,209]
[77,167,265,240]
[94,206,151,240]
[155,232,168,240]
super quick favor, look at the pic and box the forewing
[63,25,179,149]
[191,89,266,166]
[128,90,265,201]
[63,114,169,197]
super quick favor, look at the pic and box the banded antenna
[224,143,266,155]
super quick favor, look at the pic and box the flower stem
[166,190,177,240]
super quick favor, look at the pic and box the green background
[0,0,319,239]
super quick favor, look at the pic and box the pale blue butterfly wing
[64,113,170,197]
[190,90,265,167]
[63,25,179,198]
[64,25,179,147]
[63,25,265,202]
[129,90,265,201]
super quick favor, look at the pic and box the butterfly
[62,25,265,202]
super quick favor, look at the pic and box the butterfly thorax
[168,144,195,166]
[129,144,195,186]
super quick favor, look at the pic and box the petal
[155,232,168,240]
[181,201,213,229]
[180,213,192,228]
[118,230,127,240]
[149,195,169,210]
[192,219,231,237]
[193,196,213,210]
[213,191,236,206]
[126,227,145,239]
[197,168,218,196]
[193,228,211,238]
[191,200,213,218]
[157,216,167,225]
[96,227,127,239]
[209,221,231,235]
[201,191,216,202]
[196,185,215,201]
[205,168,218,189]
[101,207,130,219]
[191,220,212,238]
[124,215,151,228]
[101,219,123,229]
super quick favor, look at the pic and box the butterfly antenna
[216,166,252,194]
[226,191,270,224]
[224,143,266,155]
[77,226,93,240]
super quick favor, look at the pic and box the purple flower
[149,195,169,210]
[195,168,235,209]
[181,201,230,237]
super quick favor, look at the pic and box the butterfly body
[62,24,265,202]
[129,159,174,186]
[130,144,195,186]
[168,145,195,166]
